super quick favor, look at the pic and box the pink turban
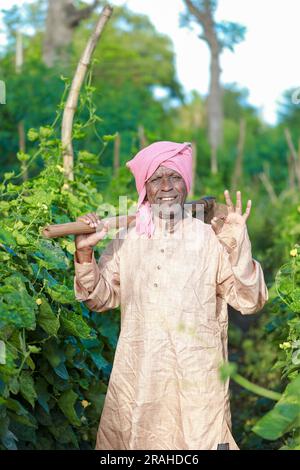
[126,141,193,238]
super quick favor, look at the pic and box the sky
[1,0,300,124]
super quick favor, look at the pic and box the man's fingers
[224,189,234,212]
[243,200,252,220]
[236,191,242,214]
[77,213,101,227]
[87,212,98,227]
[77,216,90,225]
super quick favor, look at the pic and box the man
[73,141,268,450]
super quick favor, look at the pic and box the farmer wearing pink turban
[74,140,269,451]
[125,141,193,238]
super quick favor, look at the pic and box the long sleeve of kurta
[74,237,121,313]
[213,222,269,314]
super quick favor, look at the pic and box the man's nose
[160,177,173,191]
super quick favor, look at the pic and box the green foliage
[253,375,300,442]
[225,202,300,450]
[0,80,120,450]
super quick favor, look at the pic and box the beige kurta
[74,211,268,450]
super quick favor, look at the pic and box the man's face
[145,165,187,218]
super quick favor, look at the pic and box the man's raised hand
[211,190,252,236]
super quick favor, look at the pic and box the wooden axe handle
[42,215,136,238]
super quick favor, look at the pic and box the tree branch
[66,0,100,28]
[184,0,219,51]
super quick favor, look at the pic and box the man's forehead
[151,165,182,177]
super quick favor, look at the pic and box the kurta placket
[74,211,269,450]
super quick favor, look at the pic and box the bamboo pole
[16,31,28,182]
[61,4,113,185]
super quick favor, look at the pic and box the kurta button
[157,265,161,270]
[154,283,158,287]
[160,249,164,253]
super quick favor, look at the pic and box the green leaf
[27,128,39,142]
[13,231,29,246]
[39,126,53,139]
[1,397,28,417]
[219,362,238,382]
[37,300,60,336]
[33,240,68,271]
[25,355,36,371]
[16,151,30,162]
[46,283,75,304]
[23,190,54,207]
[1,430,18,450]
[54,363,69,380]
[4,172,15,181]
[8,376,20,395]
[0,227,16,247]
[35,378,50,414]
[58,389,81,427]
[60,312,92,339]
[27,345,41,354]
[89,350,110,371]
[94,313,119,348]
[290,288,300,313]
[0,275,37,329]
[85,381,107,415]
[253,374,300,440]
[103,133,118,142]
[43,340,65,369]
[48,414,79,447]
[19,372,37,408]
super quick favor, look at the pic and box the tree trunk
[208,51,223,174]
[183,1,224,175]
[231,117,246,190]
[43,0,99,67]
[138,124,147,149]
